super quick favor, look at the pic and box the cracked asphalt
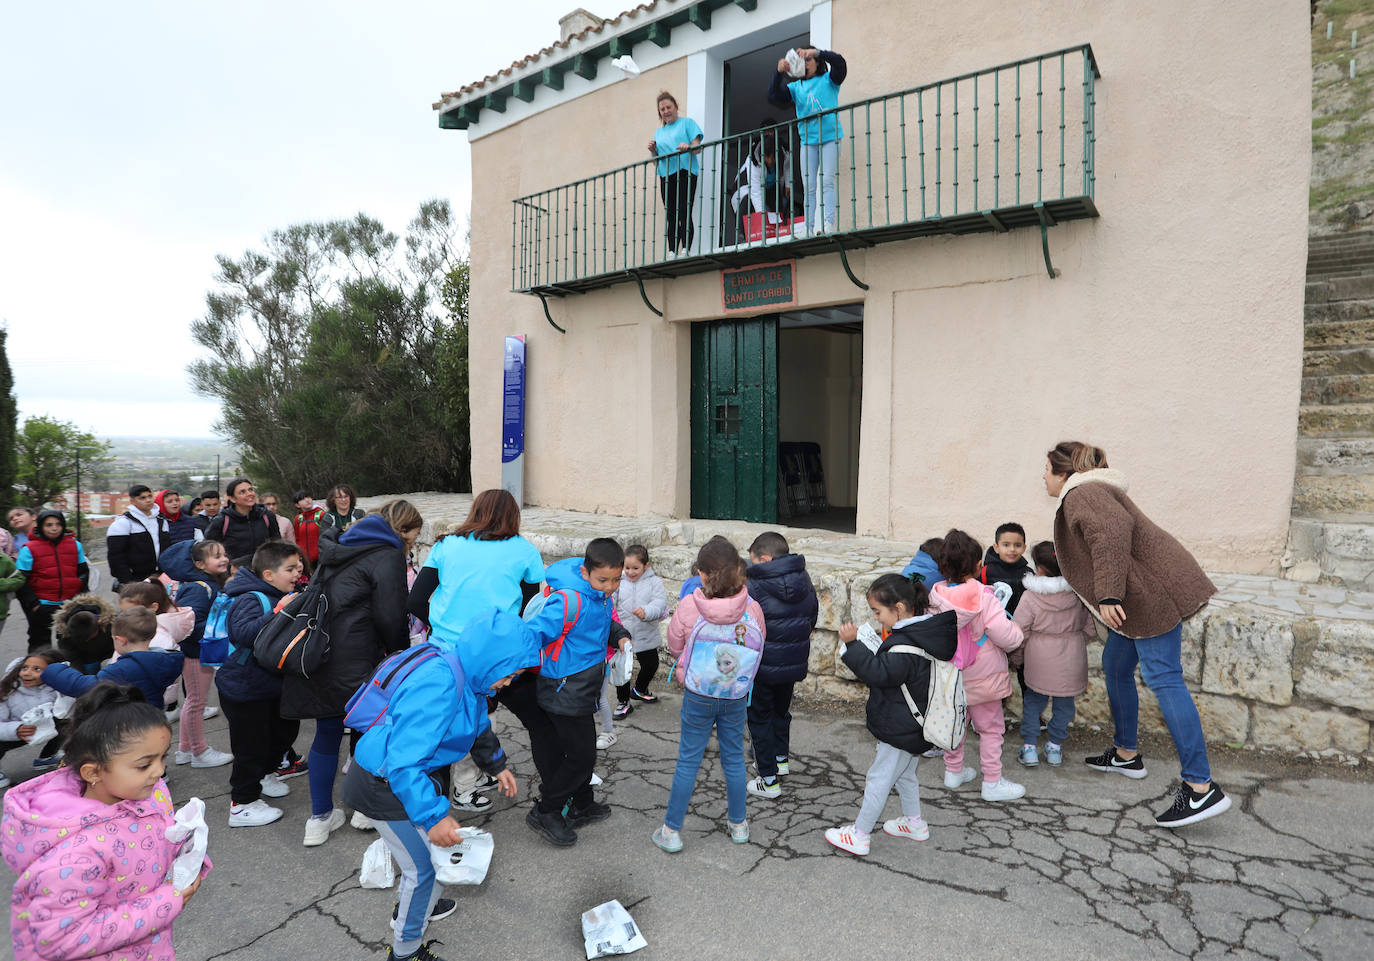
[2,597,1372,961]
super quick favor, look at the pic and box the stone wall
[370,493,1374,763]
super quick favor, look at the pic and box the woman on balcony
[768,47,847,237]
[647,91,703,258]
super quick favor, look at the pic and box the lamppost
[72,445,100,543]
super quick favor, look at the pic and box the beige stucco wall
[463,0,1310,573]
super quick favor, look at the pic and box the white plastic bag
[785,48,806,78]
[50,695,76,720]
[430,827,493,885]
[19,702,59,750]
[164,797,209,890]
[359,838,395,889]
[607,642,634,687]
[582,899,648,958]
[610,55,641,75]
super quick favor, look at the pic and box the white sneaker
[164,705,182,724]
[981,778,1026,802]
[824,823,870,856]
[944,767,977,790]
[350,811,375,831]
[190,747,233,768]
[229,799,282,827]
[882,815,930,841]
[202,706,219,720]
[596,731,617,749]
[0,772,11,790]
[590,772,604,787]
[259,774,289,798]
[174,750,194,765]
[451,791,492,812]
[922,748,944,758]
[302,808,346,846]
[746,776,781,799]
[791,223,809,240]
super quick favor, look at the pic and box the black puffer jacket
[746,554,819,684]
[279,516,409,719]
[205,504,281,560]
[840,611,957,754]
[981,547,1032,614]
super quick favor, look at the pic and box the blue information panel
[501,336,526,505]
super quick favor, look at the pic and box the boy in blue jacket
[522,537,627,847]
[343,609,537,961]
[42,606,184,708]
[215,541,304,829]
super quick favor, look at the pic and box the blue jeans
[1102,624,1212,784]
[802,141,840,230]
[664,691,747,831]
[1020,688,1076,745]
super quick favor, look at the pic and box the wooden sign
[721,260,797,313]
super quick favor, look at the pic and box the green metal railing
[513,44,1099,294]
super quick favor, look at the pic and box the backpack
[221,510,274,539]
[520,586,582,669]
[223,592,273,666]
[197,584,235,667]
[679,609,765,700]
[888,642,968,751]
[344,643,463,734]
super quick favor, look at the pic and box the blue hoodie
[524,557,614,679]
[213,567,284,702]
[901,550,942,588]
[159,540,218,660]
[353,609,540,830]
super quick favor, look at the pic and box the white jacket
[0,674,59,742]
[613,568,669,652]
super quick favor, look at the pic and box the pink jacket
[154,607,195,651]
[2,768,207,961]
[928,580,1023,705]
[667,588,767,684]
[1011,574,1095,697]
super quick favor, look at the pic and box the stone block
[648,545,697,582]
[807,629,837,676]
[1199,613,1295,705]
[812,571,852,631]
[1194,693,1250,744]
[1296,620,1374,711]
[1250,704,1370,754]
[1180,616,1205,685]
[1074,673,1165,736]
[813,674,869,704]
[832,640,857,681]
[846,571,884,626]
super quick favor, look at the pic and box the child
[118,581,194,652]
[52,594,115,675]
[652,538,765,853]
[0,649,65,787]
[292,491,328,568]
[927,529,1026,802]
[828,574,957,855]
[155,489,202,546]
[744,531,818,799]
[1,682,207,960]
[158,539,234,769]
[43,607,185,709]
[521,538,626,847]
[215,541,304,827]
[612,544,669,713]
[981,523,1032,615]
[14,510,89,651]
[900,536,945,587]
[1012,542,1095,767]
[0,547,25,636]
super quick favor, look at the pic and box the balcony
[512,44,1099,299]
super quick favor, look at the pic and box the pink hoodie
[667,587,767,684]
[154,607,195,651]
[1,767,204,961]
[928,580,1024,705]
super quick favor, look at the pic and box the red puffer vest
[294,507,326,563]
[26,535,81,602]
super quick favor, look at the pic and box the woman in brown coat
[1044,440,1231,828]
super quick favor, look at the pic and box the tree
[14,416,113,509]
[189,200,471,495]
[0,327,17,509]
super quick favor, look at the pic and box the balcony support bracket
[536,292,567,333]
[1034,202,1060,279]
[832,240,870,291]
[628,270,664,317]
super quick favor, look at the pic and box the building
[435,0,1310,572]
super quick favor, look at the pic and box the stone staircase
[1288,229,1374,589]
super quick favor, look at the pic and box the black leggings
[493,672,561,793]
[616,648,660,702]
[660,171,698,253]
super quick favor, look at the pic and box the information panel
[501,335,526,504]
[721,260,797,313]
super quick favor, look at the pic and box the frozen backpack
[679,609,765,700]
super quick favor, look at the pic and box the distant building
[52,491,131,515]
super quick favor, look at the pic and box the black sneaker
[1154,783,1231,828]
[1084,747,1148,780]
[565,800,612,828]
[612,702,634,719]
[390,899,457,932]
[385,940,447,961]
[526,804,578,846]
[276,758,310,780]
[629,689,658,703]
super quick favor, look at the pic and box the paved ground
[1,566,1372,960]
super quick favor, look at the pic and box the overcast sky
[1,0,584,438]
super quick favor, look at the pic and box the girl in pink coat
[926,529,1025,802]
[1,683,207,961]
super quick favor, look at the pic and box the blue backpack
[197,584,235,667]
[344,644,463,734]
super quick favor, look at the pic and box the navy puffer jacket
[746,554,819,684]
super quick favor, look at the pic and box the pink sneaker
[882,816,930,841]
[824,824,871,856]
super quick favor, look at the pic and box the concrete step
[1298,402,1374,437]
[1309,267,1374,281]
[1306,298,1374,324]
[1307,254,1374,273]
[1292,473,1374,514]
[1306,319,1374,350]
[1297,437,1374,474]
[1302,373,1374,405]
[1307,276,1374,303]
[1287,515,1374,591]
[1304,346,1374,376]
[1308,229,1374,253]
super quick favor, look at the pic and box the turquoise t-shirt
[423,534,544,643]
[654,116,705,177]
[788,74,844,145]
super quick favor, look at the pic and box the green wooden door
[690,316,778,522]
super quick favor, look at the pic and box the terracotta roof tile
[433,1,659,111]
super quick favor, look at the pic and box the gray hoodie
[613,568,669,652]
[0,661,60,742]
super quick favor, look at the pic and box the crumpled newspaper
[165,797,209,890]
[582,899,648,958]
